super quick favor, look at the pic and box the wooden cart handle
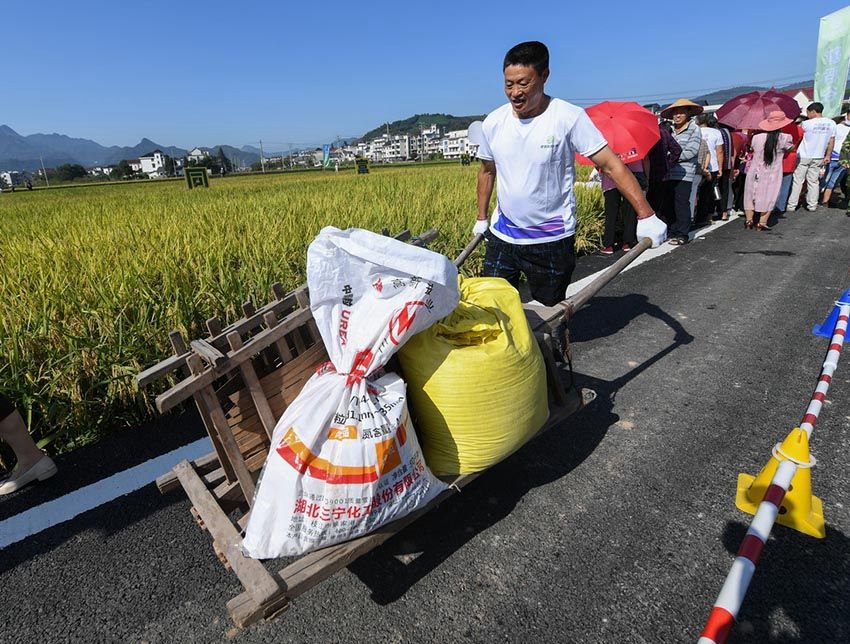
[454,233,485,267]
[542,236,653,327]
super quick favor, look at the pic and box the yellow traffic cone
[736,427,825,539]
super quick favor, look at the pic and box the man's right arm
[477,159,497,221]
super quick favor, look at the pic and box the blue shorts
[823,160,846,189]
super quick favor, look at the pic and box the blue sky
[3,0,847,150]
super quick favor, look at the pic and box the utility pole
[259,140,266,173]
[288,142,293,170]
[40,156,49,187]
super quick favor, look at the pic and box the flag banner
[815,6,850,117]
[322,144,331,168]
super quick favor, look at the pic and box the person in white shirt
[694,114,724,225]
[474,41,666,309]
[787,103,836,212]
[820,113,850,206]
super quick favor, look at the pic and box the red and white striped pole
[698,303,849,644]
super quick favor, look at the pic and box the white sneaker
[0,455,57,495]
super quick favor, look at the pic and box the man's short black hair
[503,41,549,77]
[808,102,824,114]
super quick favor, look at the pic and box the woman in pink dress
[743,111,795,230]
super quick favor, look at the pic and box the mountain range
[0,126,270,172]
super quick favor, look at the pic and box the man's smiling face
[504,64,549,118]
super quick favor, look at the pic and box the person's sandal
[757,222,771,231]
[745,220,754,230]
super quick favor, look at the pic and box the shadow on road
[350,295,693,604]
[734,250,796,257]
[569,294,693,348]
[721,520,850,643]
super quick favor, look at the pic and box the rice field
[0,164,603,455]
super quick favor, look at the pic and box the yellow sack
[399,277,549,476]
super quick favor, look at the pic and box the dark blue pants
[664,179,693,240]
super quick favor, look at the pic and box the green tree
[217,147,233,174]
[164,155,175,177]
[112,160,134,180]
[55,164,88,182]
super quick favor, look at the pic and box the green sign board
[355,158,369,175]
[185,167,210,189]
[815,6,850,118]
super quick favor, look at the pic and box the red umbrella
[576,101,660,166]
[715,89,802,130]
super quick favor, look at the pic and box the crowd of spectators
[595,100,847,252]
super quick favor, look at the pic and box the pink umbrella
[715,89,802,130]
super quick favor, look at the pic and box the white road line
[0,437,212,550]
[0,214,740,549]
[565,215,741,298]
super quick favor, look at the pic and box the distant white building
[442,129,478,159]
[382,135,411,162]
[187,147,210,163]
[128,159,142,173]
[420,124,443,157]
[139,149,167,176]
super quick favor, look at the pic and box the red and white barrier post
[698,303,849,644]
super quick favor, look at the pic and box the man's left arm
[590,145,666,247]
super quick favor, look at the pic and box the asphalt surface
[2,208,849,643]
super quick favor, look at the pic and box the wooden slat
[227,332,276,440]
[222,343,327,435]
[294,288,320,346]
[171,332,236,484]
[263,310,293,362]
[191,339,227,367]
[227,588,289,628]
[174,460,283,607]
[213,479,252,508]
[156,451,220,494]
[136,350,192,388]
[206,317,223,337]
[156,307,314,413]
[197,383,256,504]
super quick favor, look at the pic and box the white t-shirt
[798,117,837,159]
[477,98,607,244]
[700,127,723,172]
[831,122,850,160]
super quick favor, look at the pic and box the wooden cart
[136,229,650,627]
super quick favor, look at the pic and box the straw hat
[758,110,793,131]
[660,98,704,118]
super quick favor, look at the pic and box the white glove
[636,214,667,248]
[472,219,489,235]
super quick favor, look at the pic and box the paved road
[2,209,849,643]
